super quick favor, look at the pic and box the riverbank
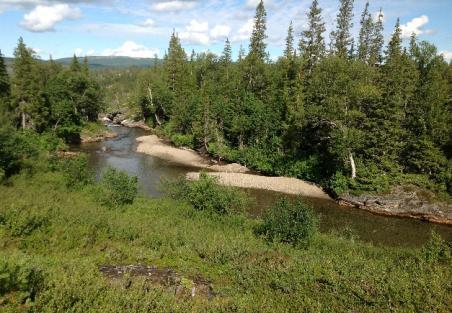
[81,122,118,143]
[135,133,452,225]
[136,135,328,199]
[339,186,452,225]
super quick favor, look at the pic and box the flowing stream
[75,126,451,247]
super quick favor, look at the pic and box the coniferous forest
[0,0,451,312]
[127,0,451,197]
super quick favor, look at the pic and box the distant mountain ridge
[4,56,160,70]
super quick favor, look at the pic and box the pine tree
[386,18,402,61]
[284,21,295,59]
[357,1,374,63]
[12,37,40,129]
[238,45,245,62]
[245,0,268,96]
[70,54,81,72]
[0,49,10,103]
[299,0,326,73]
[165,30,187,92]
[369,8,384,65]
[330,0,354,58]
[82,56,89,76]
[371,19,418,167]
[221,38,232,64]
[248,0,267,62]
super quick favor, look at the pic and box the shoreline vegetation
[0,161,451,312]
[135,131,452,225]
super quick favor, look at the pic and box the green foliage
[328,171,350,196]
[61,154,93,189]
[422,232,451,264]
[0,254,45,305]
[0,205,50,237]
[162,172,250,215]
[0,172,450,312]
[255,198,318,247]
[99,167,138,207]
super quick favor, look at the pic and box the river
[75,126,451,247]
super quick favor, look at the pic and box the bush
[61,154,93,189]
[162,172,250,215]
[0,205,51,237]
[99,167,138,207]
[0,254,45,304]
[422,231,451,264]
[255,197,318,247]
[328,171,350,197]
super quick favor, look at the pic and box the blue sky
[0,0,451,61]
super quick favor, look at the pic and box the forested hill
[4,56,159,70]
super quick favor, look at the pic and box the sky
[0,0,451,61]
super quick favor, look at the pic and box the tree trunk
[21,111,26,130]
[349,151,356,179]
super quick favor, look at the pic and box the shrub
[61,154,93,189]
[255,197,318,247]
[0,205,50,237]
[162,172,250,215]
[0,254,45,304]
[422,231,451,264]
[328,171,350,197]
[99,167,138,207]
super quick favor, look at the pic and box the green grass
[0,172,451,312]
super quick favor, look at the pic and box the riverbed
[75,126,452,247]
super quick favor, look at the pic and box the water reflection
[75,126,451,247]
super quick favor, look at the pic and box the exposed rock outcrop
[338,186,452,225]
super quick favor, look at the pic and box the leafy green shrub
[422,231,451,264]
[0,254,45,303]
[162,172,250,215]
[61,154,93,189]
[255,197,318,247]
[0,206,50,237]
[328,171,350,197]
[99,167,138,207]
[170,133,194,148]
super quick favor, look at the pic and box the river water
[76,126,451,247]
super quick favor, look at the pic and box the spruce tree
[0,49,10,104]
[357,1,373,63]
[299,0,326,73]
[69,54,81,72]
[221,38,232,64]
[369,8,384,65]
[82,56,89,76]
[244,0,268,96]
[238,45,245,62]
[165,30,187,92]
[248,0,267,62]
[12,37,40,129]
[330,0,354,58]
[284,21,295,59]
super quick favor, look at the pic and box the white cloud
[400,15,431,39]
[210,24,230,40]
[86,49,95,56]
[140,18,155,28]
[102,41,159,58]
[151,1,197,12]
[232,18,253,41]
[179,31,210,45]
[440,51,452,62]
[186,19,208,33]
[74,47,83,56]
[20,4,81,32]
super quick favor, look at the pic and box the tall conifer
[330,0,354,58]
